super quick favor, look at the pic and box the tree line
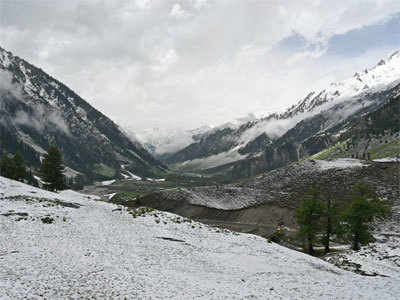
[0,146,66,192]
[296,184,390,255]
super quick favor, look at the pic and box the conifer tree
[321,190,341,254]
[296,189,325,255]
[13,152,27,182]
[39,146,66,191]
[342,184,390,250]
[0,153,16,180]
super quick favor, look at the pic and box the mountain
[0,46,166,182]
[133,113,257,158]
[161,50,400,176]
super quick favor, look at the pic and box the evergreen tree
[342,184,390,251]
[321,190,341,254]
[13,152,27,182]
[39,146,66,191]
[0,153,16,180]
[296,189,325,255]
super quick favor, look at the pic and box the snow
[173,146,246,171]
[325,203,400,279]
[1,176,400,299]
[105,192,117,200]
[314,158,367,170]
[125,171,141,180]
[101,180,116,186]
[121,173,130,179]
[373,157,399,162]
[120,165,142,180]
[63,167,81,178]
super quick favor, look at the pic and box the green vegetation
[93,163,116,178]
[308,140,348,161]
[369,137,400,159]
[0,152,29,182]
[296,184,391,255]
[39,146,66,191]
[129,207,155,218]
[296,189,325,255]
[111,192,144,204]
[342,184,390,250]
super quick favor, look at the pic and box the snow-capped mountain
[134,113,258,157]
[284,50,400,117]
[163,50,400,173]
[0,46,165,181]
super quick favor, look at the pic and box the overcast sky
[1,0,399,133]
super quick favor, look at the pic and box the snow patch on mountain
[315,158,367,170]
[133,126,211,155]
[173,146,246,171]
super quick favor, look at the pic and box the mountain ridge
[158,50,400,174]
[0,46,166,182]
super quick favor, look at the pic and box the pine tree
[296,189,325,255]
[13,152,27,182]
[39,146,66,191]
[342,184,390,250]
[321,190,341,254]
[0,153,16,180]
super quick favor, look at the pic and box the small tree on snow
[296,189,325,255]
[39,146,66,191]
[342,184,390,251]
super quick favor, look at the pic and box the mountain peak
[389,50,400,60]
[0,46,13,68]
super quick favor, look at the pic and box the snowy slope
[285,50,400,116]
[1,177,400,299]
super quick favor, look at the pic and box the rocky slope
[126,158,399,237]
[161,51,400,176]
[0,46,166,181]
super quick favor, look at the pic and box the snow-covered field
[1,176,400,299]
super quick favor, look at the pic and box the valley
[0,10,400,298]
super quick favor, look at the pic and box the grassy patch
[369,137,400,159]
[308,140,348,161]
[111,192,143,204]
[129,207,155,218]
[94,163,116,178]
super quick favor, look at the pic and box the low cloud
[13,104,71,135]
[0,70,70,135]
[0,70,22,99]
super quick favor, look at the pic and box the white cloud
[170,3,189,19]
[0,0,399,133]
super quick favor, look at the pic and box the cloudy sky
[1,0,400,133]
